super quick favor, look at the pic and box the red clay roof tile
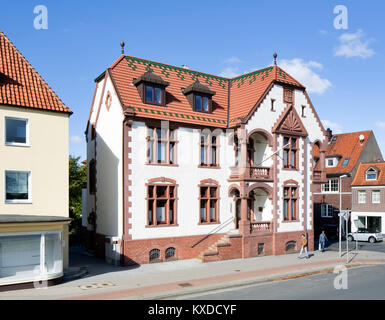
[0,31,71,114]
[352,161,385,186]
[106,55,304,128]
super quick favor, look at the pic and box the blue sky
[1,0,384,160]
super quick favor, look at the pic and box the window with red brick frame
[283,136,298,170]
[147,126,177,165]
[199,180,220,224]
[199,131,219,167]
[283,186,298,221]
[146,180,177,227]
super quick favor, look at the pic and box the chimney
[326,128,333,142]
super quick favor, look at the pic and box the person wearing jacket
[298,234,309,259]
[319,230,328,252]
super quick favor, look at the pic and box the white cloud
[70,135,82,144]
[322,120,343,134]
[279,58,332,94]
[334,29,374,59]
[225,56,242,64]
[376,121,385,129]
[219,67,242,78]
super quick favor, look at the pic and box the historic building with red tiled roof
[313,130,383,239]
[84,47,328,265]
[350,161,385,234]
[0,31,71,288]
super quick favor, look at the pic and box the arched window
[147,178,177,226]
[149,249,160,262]
[165,247,176,260]
[285,241,297,253]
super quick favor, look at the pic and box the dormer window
[183,79,215,113]
[133,70,169,106]
[195,95,209,112]
[366,168,378,180]
[145,84,164,105]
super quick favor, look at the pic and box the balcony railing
[230,165,273,182]
[250,221,272,233]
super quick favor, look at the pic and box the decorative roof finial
[120,41,125,55]
[273,52,277,65]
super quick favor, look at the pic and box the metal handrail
[191,216,235,248]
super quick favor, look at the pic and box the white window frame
[372,190,381,204]
[4,116,30,147]
[0,231,63,285]
[326,158,337,168]
[358,190,366,204]
[4,170,32,204]
[365,168,377,181]
[321,204,333,218]
[321,179,339,193]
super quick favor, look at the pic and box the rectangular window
[271,99,275,111]
[194,95,211,112]
[301,105,306,117]
[147,184,177,226]
[200,132,219,167]
[342,158,350,166]
[322,179,339,193]
[199,185,219,223]
[147,126,177,165]
[321,204,333,217]
[5,171,31,202]
[358,190,366,204]
[145,85,164,105]
[5,117,28,145]
[283,186,297,221]
[372,190,380,204]
[283,137,297,169]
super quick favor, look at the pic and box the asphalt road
[322,239,385,253]
[177,264,385,300]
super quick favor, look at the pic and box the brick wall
[352,187,385,212]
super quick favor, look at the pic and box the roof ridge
[0,30,71,113]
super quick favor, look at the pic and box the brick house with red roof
[350,162,385,234]
[0,31,72,288]
[313,129,383,239]
[84,49,328,265]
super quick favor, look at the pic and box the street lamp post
[339,174,348,258]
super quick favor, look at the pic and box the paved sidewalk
[1,247,385,300]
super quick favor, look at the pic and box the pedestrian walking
[319,230,328,253]
[298,234,309,259]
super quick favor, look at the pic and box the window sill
[146,163,179,167]
[5,200,32,204]
[281,219,300,223]
[198,165,221,169]
[198,221,220,225]
[144,101,166,107]
[282,167,299,171]
[5,143,30,148]
[146,224,179,228]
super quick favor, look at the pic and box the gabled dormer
[365,167,378,180]
[325,154,342,168]
[183,80,216,113]
[133,70,169,106]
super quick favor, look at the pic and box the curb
[131,261,382,300]
[63,266,89,282]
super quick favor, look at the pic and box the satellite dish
[359,134,365,142]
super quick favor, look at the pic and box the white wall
[129,122,236,240]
